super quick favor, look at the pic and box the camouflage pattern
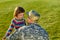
[7,23,49,40]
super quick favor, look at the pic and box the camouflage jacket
[7,23,49,40]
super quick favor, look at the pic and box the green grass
[0,0,60,40]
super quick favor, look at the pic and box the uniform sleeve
[6,20,14,37]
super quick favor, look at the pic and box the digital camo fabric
[7,24,49,40]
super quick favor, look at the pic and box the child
[2,6,26,40]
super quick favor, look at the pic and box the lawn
[0,0,60,40]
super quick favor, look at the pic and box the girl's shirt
[6,18,26,37]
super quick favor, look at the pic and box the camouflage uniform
[7,23,49,40]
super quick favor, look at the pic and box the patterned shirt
[6,18,26,37]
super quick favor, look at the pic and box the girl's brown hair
[14,6,25,17]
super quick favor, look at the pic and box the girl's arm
[3,20,15,39]
[6,24,14,37]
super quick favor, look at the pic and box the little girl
[2,6,26,40]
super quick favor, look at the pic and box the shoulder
[11,18,16,23]
[34,23,41,27]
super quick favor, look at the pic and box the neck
[15,17,23,21]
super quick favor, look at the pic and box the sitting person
[7,10,49,40]
[2,6,26,40]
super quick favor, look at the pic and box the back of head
[27,10,40,22]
